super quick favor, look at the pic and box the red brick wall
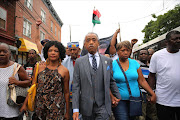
[15,0,62,44]
[0,0,16,45]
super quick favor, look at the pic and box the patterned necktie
[92,55,97,72]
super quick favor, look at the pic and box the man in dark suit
[72,32,121,120]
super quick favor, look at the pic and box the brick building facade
[15,0,63,64]
[0,0,18,61]
[0,0,17,45]
[15,0,63,43]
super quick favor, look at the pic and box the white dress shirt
[88,52,100,68]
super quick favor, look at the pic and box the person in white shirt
[0,43,30,119]
[148,30,180,120]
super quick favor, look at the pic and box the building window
[0,7,7,30]
[55,26,56,36]
[25,0,33,11]
[41,9,46,23]
[40,31,45,41]
[51,21,53,32]
[23,19,31,38]
[58,30,60,40]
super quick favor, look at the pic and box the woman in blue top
[111,41,156,120]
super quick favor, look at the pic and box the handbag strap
[12,63,21,77]
[116,59,132,96]
[34,63,39,84]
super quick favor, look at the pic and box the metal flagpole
[118,23,121,42]
[92,6,95,32]
[92,25,94,32]
[163,0,164,10]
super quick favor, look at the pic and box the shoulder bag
[27,63,39,111]
[116,59,142,117]
[7,63,29,106]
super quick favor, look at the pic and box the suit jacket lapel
[83,54,92,86]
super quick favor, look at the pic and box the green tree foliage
[142,4,180,43]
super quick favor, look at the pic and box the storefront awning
[18,38,39,53]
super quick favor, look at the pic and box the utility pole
[69,25,71,42]
[163,0,164,10]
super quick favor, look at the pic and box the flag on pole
[99,35,117,54]
[92,9,101,26]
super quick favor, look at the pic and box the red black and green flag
[92,9,101,26]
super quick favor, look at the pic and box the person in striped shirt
[136,49,158,120]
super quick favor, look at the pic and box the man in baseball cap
[41,39,50,46]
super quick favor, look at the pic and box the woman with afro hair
[21,41,70,120]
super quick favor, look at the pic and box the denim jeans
[112,100,136,120]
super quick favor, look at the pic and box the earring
[58,58,61,66]
[46,58,49,65]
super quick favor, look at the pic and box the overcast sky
[51,0,179,48]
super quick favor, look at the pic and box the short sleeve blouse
[112,58,140,100]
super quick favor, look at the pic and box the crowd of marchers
[0,20,180,120]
